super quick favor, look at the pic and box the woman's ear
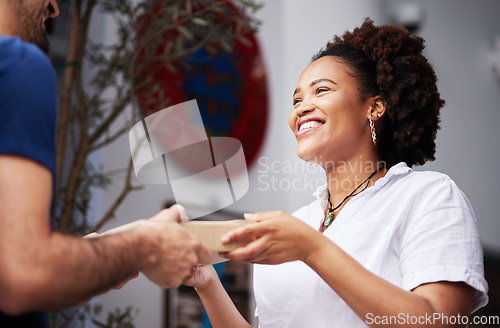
[367,96,386,121]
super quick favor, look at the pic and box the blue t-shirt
[0,36,57,328]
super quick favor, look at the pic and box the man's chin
[37,35,50,54]
[30,31,50,54]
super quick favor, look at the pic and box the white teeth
[299,121,322,132]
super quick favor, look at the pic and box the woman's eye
[293,98,302,106]
[316,87,328,94]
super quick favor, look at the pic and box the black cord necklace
[323,165,384,228]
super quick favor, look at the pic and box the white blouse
[253,163,488,328]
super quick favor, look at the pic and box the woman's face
[289,56,374,167]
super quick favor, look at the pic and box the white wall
[94,0,500,327]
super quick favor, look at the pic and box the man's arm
[0,155,211,315]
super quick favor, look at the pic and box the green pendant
[323,213,335,227]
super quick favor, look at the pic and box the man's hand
[138,205,212,288]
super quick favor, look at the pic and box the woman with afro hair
[184,19,488,328]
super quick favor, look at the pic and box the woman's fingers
[222,210,322,264]
[222,236,269,262]
[222,211,286,244]
[222,222,260,244]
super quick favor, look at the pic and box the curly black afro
[312,18,444,167]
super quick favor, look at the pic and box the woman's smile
[296,116,325,137]
[289,56,374,164]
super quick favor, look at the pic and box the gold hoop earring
[369,117,377,145]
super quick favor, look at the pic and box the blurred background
[47,0,500,327]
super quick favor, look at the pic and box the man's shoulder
[0,36,54,77]
[0,36,57,111]
[0,35,48,60]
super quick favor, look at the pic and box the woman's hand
[184,265,253,328]
[220,211,324,264]
[183,265,217,291]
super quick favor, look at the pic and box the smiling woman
[182,18,488,328]
[289,57,379,168]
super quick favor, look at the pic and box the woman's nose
[294,102,316,116]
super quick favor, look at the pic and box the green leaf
[237,35,253,48]
[91,319,109,328]
[177,25,194,41]
[191,17,209,26]
[93,303,103,316]
[238,0,263,11]
[219,39,234,53]
[118,311,129,322]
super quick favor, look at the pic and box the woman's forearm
[304,236,473,328]
[195,266,252,328]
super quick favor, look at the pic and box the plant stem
[56,0,82,192]
[93,158,142,232]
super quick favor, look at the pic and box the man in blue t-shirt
[0,1,211,327]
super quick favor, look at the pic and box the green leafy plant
[55,0,261,235]
[54,303,138,328]
[51,0,262,327]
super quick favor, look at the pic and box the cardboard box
[97,219,254,265]
[181,220,255,264]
